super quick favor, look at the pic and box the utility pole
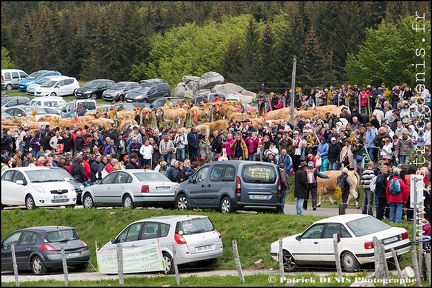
[290,55,297,124]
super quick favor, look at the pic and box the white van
[1,69,29,90]
[61,99,97,118]
[28,96,67,114]
[34,76,80,97]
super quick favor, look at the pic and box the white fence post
[232,240,245,283]
[11,244,20,287]
[333,233,342,281]
[278,239,284,283]
[116,243,124,285]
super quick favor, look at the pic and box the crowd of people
[1,82,431,222]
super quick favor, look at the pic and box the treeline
[1,1,430,92]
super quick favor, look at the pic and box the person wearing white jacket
[140,139,154,168]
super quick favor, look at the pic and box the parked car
[1,226,90,274]
[1,96,30,108]
[74,79,115,100]
[2,105,60,121]
[190,92,226,104]
[175,160,281,213]
[270,214,411,272]
[81,169,179,209]
[99,215,223,274]
[1,69,28,90]
[34,75,80,97]
[18,70,61,92]
[26,75,61,96]
[27,96,67,114]
[61,99,97,118]
[49,167,85,206]
[1,91,7,98]
[1,167,77,210]
[124,79,170,103]
[102,81,139,102]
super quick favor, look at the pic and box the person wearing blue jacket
[317,137,329,171]
[277,149,293,174]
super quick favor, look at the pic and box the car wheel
[74,263,88,272]
[119,95,124,101]
[142,98,148,103]
[6,84,13,91]
[220,196,235,213]
[50,92,57,96]
[25,195,36,210]
[176,194,189,210]
[163,252,174,274]
[90,93,98,99]
[282,250,297,272]
[83,194,94,209]
[122,194,135,209]
[31,256,47,275]
[341,251,361,272]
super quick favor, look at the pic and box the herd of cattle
[1,101,359,205]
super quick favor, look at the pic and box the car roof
[314,214,370,224]
[30,96,64,100]
[5,166,51,171]
[131,215,209,225]
[14,226,74,233]
[204,160,277,167]
[88,79,114,82]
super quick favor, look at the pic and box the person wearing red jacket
[386,167,409,224]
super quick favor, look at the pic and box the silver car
[99,215,223,274]
[81,169,178,209]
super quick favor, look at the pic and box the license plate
[252,195,267,200]
[196,245,214,252]
[156,187,169,191]
[53,195,67,199]
[66,252,80,257]
[382,236,399,244]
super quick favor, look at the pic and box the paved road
[283,203,362,217]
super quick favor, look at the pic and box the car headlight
[33,186,46,193]
[79,184,85,190]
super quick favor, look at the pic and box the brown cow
[155,107,188,128]
[198,119,229,137]
[316,170,360,208]
[139,107,155,127]
[266,107,292,121]
[190,105,212,125]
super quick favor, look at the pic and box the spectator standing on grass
[385,167,408,224]
[375,165,389,221]
[294,161,309,215]
[361,161,375,216]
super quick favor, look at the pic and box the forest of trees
[1,1,430,92]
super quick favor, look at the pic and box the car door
[111,171,131,205]
[319,223,352,262]
[107,222,144,250]
[1,170,27,206]
[91,172,117,206]
[1,231,22,271]
[187,166,209,206]
[205,164,226,206]
[14,231,38,271]
[293,223,325,262]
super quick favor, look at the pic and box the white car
[34,76,79,97]
[1,167,77,210]
[26,75,62,96]
[270,214,411,272]
[99,215,223,274]
[81,169,179,209]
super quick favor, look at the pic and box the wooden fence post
[373,237,383,279]
[278,239,284,283]
[173,245,180,286]
[11,244,20,287]
[412,249,421,286]
[232,240,245,283]
[391,248,406,287]
[333,233,342,282]
[116,243,124,285]
[424,252,431,287]
[61,246,69,287]
[379,241,389,287]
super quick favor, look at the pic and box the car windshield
[83,81,102,88]
[109,83,127,90]
[241,165,276,184]
[132,86,150,93]
[133,172,170,182]
[52,168,73,178]
[176,217,214,235]
[35,77,51,85]
[346,216,391,237]
[46,229,79,242]
[26,71,45,80]
[25,169,65,182]
[41,80,58,88]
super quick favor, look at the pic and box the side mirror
[150,104,154,108]
[295,235,301,241]
[16,180,24,185]
[110,238,117,244]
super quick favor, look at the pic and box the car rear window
[46,229,80,242]
[176,217,214,235]
[133,172,170,181]
[241,165,276,184]
[346,216,391,237]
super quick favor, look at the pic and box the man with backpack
[337,167,353,214]
[386,167,408,224]
[278,162,290,214]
